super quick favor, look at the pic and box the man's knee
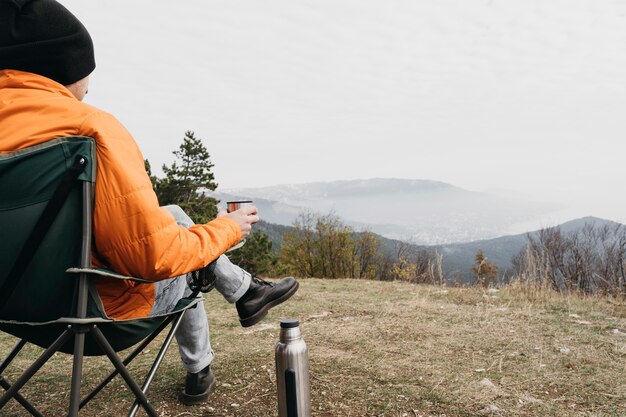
[163,205,195,228]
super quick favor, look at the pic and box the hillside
[2,280,624,416]
[256,215,622,283]
[432,216,624,281]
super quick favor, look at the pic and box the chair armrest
[66,267,155,284]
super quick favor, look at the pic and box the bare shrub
[513,222,626,297]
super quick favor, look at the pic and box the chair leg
[0,339,27,374]
[67,331,87,417]
[128,311,186,417]
[79,315,175,410]
[89,326,159,417]
[0,328,73,409]
[0,377,45,417]
[0,339,34,413]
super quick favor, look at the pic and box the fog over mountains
[214,178,561,245]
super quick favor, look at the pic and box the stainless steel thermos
[275,319,311,417]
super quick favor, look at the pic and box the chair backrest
[0,137,96,323]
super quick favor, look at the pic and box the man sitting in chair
[0,0,299,406]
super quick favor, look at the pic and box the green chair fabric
[0,137,94,323]
[0,136,201,416]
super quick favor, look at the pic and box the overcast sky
[63,0,626,224]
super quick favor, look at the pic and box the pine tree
[155,131,219,223]
[144,159,158,191]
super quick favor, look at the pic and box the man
[0,0,299,406]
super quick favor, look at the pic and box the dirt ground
[1,278,625,416]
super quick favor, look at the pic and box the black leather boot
[180,364,215,406]
[236,276,299,327]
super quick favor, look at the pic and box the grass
[1,279,625,416]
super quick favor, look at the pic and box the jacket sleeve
[81,110,241,279]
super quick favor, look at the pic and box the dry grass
[1,279,625,416]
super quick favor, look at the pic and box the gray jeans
[148,205,251,373]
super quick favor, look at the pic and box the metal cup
[225,200,254,252]
[227,200,253,213]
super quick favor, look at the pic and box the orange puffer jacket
[0,70,241,319]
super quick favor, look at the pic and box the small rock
[559,347,571,354]
[480,378,497,390]
[487,288,499,294]
[475,368,486,373]
[519,395,543,405]
[612,329,626,337]
[308,311,331,319]
[478,404,503,415]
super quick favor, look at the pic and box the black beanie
[0,0,95,85]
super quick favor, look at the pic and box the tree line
[277,211,446,284]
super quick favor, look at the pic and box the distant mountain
[428,216,623,282]
[213,178,559,244]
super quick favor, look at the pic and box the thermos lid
[280,319,300,328]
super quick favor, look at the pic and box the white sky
[63,0,626,223]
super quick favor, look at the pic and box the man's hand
[217,205,259,239]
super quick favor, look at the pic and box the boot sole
[180,373,216,406]
[239,280,300,328]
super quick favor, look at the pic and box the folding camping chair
[0,136,209,417]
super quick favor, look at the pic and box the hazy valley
[214,178,561,245]
[211,178,624,282]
